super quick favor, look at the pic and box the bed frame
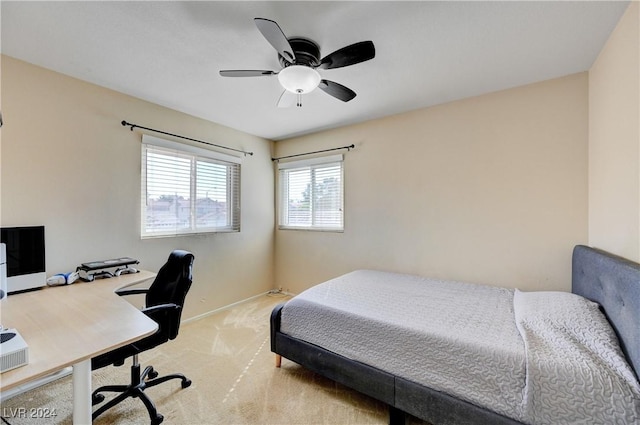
[270,245,640,425]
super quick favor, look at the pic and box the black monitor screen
[0,226,46,277]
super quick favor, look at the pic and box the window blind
[278,155,343,231]
[141,137,240,238]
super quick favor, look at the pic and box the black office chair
[91,250,195,425]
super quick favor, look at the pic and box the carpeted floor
[1,294,430,425]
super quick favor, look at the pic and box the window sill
[277,226,344,233]
[141,229,239,239]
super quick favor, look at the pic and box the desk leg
[72,359,92,424]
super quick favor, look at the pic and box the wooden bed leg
[389,406,407,425]
[275,354,282,368]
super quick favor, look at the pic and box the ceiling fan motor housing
[279,37,321,68]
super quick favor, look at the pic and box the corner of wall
[588,1,640,261]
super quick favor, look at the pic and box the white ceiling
[1,1,629,141]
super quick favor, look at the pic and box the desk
[0,271,158,424]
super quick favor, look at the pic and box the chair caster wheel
[182,379,192,389]
[92,393,105,405]
[151,413,164,425]
[146,366,159,379]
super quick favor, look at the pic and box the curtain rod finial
[121,120,135,131]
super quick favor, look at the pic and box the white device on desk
[46,271,79,286]
[0,329,29,373]
[77,257,139,281]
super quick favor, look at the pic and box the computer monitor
[0,226,46,293]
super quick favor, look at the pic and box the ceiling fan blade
[319,80,357,102]
[219,70,277,77]
[277,90,296,108]
[254,18,296,64]
[319,41,375,70]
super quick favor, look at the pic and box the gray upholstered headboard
[572,245,640,380]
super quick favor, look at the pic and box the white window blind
[278,155,343,231]
[141,136,240,238]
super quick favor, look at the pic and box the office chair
[91,250,195,425]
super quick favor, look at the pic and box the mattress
[280,270,528,421]
[280,270,640,424]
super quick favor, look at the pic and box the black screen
[0,226,46,277]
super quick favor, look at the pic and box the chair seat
[92,331,163,370]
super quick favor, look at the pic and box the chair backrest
[145,250,194,341]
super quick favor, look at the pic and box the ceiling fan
[220,18,375,107]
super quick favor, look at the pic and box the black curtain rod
[121,120,254,156]
[272,144,355,162]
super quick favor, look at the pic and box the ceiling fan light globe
[278,65,321,94]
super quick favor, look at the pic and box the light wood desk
[0,271,158,424]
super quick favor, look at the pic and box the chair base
[92,361,191,425]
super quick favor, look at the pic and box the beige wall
[275,74,589,294]
[0,56,275,320]
[3,2,635,313]
[589,2,640,262]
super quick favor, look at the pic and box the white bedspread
[514,290,640,424]
[281,270,528,421]
[280,270,640,424]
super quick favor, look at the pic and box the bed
[270,245,640,424]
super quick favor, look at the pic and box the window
[278,154,343,231]
[141,135,240,238]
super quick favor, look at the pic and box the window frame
[141,135,241,239]
[277,154,344,232]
